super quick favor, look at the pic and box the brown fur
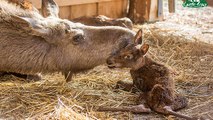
[72,15,133,30]
[102,29,197,120]
[0,0,135,81]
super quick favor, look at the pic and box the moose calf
[99,29,196,120]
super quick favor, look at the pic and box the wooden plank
[59,6,70,19]
[121,0,128,17]
[128,0,150,23]
[146,0,151,21]
[168,0,175,13]
[30,0,116,9]
[206,0,213,7]
[149,0,158,21]
[28,0,41,8]
[158,0,163,20]
[98,0,128,18]
[70,3,97,19]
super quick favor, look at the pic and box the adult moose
[0,0,135,82]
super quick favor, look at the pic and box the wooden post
[128,0,163,23]
[168,0,176,13]
[158,0,163,20]
[128,0,149,23]
[149,0,158,21]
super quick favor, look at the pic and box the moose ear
[42,0,59,18]
[11,15,50,37]
[134,29,143,44]
[140,44,149,55]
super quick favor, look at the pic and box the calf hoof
[116,79,134,92]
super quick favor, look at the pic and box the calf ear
[11,15,50,37]
[140,44,149,55]
[42,0,59,18]
[134,29,143,44]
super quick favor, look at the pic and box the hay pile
[0,24,212,119]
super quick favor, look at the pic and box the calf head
[106,29,149,70]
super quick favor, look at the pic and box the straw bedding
[0,25,212,119]
[0,1,212,120]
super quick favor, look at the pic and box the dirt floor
[0,0,212,120]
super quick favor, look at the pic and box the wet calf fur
[0,0,135,82]
[101,29,196,120]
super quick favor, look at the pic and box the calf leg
[98,104,151,113]
[147,84,196,120]
[116,79,136,92]
[163,106,198,120]
[146,84,174,114]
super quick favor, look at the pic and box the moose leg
[0,72,41,81]
[26,74,42,81]
[10,72,41,81]
[0,72,6,76]
[64,71,73,82]
[98,104,151,113]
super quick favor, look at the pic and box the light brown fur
[0,0,135,81]
[72,15,133,30]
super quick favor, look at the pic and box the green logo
[183,0,208,8]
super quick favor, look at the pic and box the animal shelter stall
[30,0,128,19]
[30,0,165,22]
[0,0,212,120]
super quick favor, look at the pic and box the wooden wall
[206,0,213,7]
[29,0,128,19]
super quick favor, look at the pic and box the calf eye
[72,34,84,45]
[124,54,133,60]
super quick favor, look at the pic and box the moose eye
[124,54,133,60]
[72,34,84,45]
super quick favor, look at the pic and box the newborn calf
[100,29,196,120]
